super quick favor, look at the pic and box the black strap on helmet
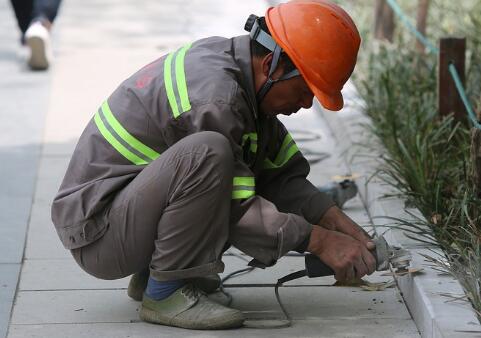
[245,15,300,103]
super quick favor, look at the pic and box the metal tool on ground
[317,179,359,208]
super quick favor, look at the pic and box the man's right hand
[307,225,376,282]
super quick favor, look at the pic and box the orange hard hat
[265,0,361,111]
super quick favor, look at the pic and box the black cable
[219,252,309,329]
[274,282,292,327]
[219,267,255,306]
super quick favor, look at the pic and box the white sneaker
[24,21,51,70]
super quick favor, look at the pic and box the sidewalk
[2,0,420,337]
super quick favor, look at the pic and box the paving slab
[10,287,410,325]
[0,0,53,335]
[18,259,129,292]
[7,319,420,338]
[17,255,392,291]
[0,265,20,338]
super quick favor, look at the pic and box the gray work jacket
[51,35,334,266]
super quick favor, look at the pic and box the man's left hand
[318,206,375,251]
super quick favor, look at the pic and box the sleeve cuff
[294,231,311,253]
[302,191,336,225]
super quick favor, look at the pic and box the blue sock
[145,277,185,301]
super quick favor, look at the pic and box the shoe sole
[139,305,244,330]
[27,36,49,70]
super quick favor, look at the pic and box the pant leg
[72,131,234,281]
[32,0,61,23]
[10,0,34,34]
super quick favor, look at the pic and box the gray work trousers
[72,131,233,281]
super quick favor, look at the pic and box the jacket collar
[232,35,259,120]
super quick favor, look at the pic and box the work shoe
[127,268,150,302]
[127,270,221,301]
[24,21,51,70]
[140,284,244,330]
[191,274,221,294]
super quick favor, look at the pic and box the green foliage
[355,40,481,320]
[332,0,481,319]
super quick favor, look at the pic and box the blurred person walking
[9,0,62,70]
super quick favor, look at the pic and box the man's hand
[307,225,376,281]
[319,206,375,250]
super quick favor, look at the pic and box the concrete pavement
[1,0,420,336]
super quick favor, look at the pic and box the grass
[346,0,481,321]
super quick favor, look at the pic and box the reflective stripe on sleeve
[164,43,193,119]
[94,101,161,165]
[101,101,160,161]
[94,111,149,165]
[263,133,300,169]
[232,176,255,199]
[242,133,258,153]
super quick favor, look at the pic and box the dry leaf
[431,213,442,225]
[331,173,361,181]
[394,267,424,276]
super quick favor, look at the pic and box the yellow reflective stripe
[274,133,293,164]
[164,52,180,118]
[263,133,300,169]
[101,101,160,161]
[233,176,255,187]
[283,142,299,163]
[242,133,258,141]
[232,176,255,200]
[94,111,148,165]
[263,158,277,169]
[175,43,192,113]
[242,133,258,153]
[232,189,255,199]
[164,43,192,119]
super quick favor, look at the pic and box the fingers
[361,246,377,275]
[333,214,376,251]
[353,256,368,279]
[351,226,376,250]
[335,264,355,282]
[346,264,355,281]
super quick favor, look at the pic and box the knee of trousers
[188,131,234,175]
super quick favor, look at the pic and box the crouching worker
[51,0,376,330]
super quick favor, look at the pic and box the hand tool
[278,235,412,284]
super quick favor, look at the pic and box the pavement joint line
[17,288,128,292]
[0,263,22,266]
[9,317,418,326]
[16,284,351,292]
[222,284,363,288]
[42,154,74,158]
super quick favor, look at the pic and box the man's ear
[261,53,285,80]
[261,53,273,77]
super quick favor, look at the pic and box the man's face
[255,53,315,117]
[259,75,315,117]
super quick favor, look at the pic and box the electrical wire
[219,251,303,328]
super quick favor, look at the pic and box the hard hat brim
[311,85,344,111]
